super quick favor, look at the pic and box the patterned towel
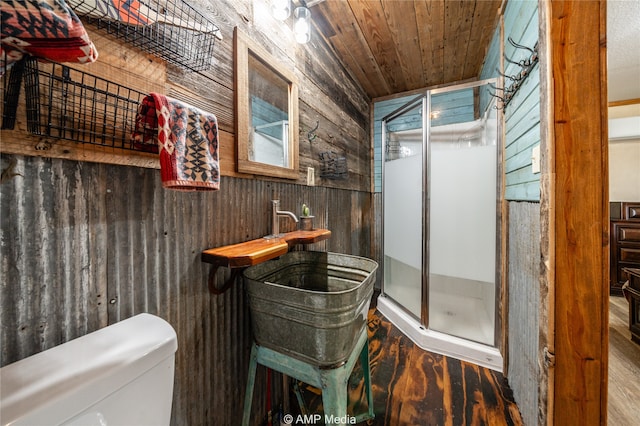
[132,93,220,191]
[1,0,98,76]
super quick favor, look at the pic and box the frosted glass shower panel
[429,140,496,281]
[383,110,423,318]
[384,138,422,270]
[427,86,498,346]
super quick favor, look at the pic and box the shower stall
[377,79,503,371]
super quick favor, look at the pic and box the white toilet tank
[1,313,178,426]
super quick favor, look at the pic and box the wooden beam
[538,3,555,424]
[545,1,609,425]
[608,98,640,108]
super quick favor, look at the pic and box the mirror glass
[249,54,289,167]
[235,27,299,179]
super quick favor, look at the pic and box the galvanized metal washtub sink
[243,251,378,367]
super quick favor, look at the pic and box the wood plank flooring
[283,297,639,425]
[608,295,640,426]
[293,307,523,425]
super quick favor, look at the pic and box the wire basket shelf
[69,0,222,72]
[22,58,156,152]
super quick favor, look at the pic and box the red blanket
[132,93,220,191]
[1,0,98,75]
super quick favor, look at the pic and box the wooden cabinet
[610,202,640,295]
[622,268,640,345]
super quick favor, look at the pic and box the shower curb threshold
[377,295,503,372]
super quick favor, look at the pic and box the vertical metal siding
[0,156,107,362]
[507,201,540,426]
[0,154,377,425]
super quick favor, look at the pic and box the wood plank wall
[0,154,375,425]
[0,0,371,193]
[0,1,374,425]
[502,1,541,201]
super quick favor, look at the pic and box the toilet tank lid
[0,313,177,425]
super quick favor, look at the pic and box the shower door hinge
[544,347,556,368]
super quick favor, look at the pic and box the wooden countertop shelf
[201,238,289,268]
[201,229,331,294]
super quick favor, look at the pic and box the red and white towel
[1,0,98,75]
[132,93,220,191]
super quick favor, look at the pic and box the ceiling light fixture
[293,6,311,44]
[271,1,312,44]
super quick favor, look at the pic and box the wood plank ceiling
[310,0,503,100]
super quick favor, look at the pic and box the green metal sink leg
[241,328,374,425]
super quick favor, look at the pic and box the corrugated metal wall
[507,201,541,426]
[0,154,376,425]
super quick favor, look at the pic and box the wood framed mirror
[234,27,299,179]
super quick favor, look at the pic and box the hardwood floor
[294,307,522,425]
[284,297,638,425]
[608,295,640,426]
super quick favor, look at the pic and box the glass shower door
[380,80,501,366]
[382,98,425,318]
[427,84,498,346]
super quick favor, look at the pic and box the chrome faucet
[269,200,298,238]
